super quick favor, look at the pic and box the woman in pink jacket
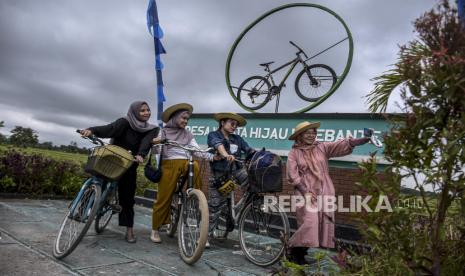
[286,121,371,264]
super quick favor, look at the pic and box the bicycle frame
[265,56,304,89]
[228,190,250,223]
[261,54,309,113]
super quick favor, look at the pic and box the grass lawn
[0,144,87,164]
[0,144,157,195]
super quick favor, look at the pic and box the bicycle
[211,160,290,267]
[236,41,337,111]
[52,130,134,259]
[153,140,212,265]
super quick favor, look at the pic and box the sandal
[125,232,137,243]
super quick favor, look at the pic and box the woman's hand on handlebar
[80,129,93,137]
[223,154,235,162]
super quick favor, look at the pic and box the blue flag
[459,0,465,24]
[147,0,166,124]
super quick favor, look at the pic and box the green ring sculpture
[225,3,354,113]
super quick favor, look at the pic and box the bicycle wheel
[238,199,290,267]
[294,64,337,102]
[94,188,118,234]
[166,192,180,237]
[237,76,271,110]
[177,189,209,264]
[53,182,101,259]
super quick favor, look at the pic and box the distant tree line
[0,121,88,154]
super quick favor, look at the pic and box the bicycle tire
[237,76,271,110]
[238,200,290,267]
[94,189,117,234]
[177,189,209,265]
[53,183,101,259]
[294,64,337,102]
[166,192,180,237]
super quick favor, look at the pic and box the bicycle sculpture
[226,3,354,113]
[236,41,337,112]
[53,131,133,259]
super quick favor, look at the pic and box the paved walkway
[0,198,339,275]
[0,198,281,275]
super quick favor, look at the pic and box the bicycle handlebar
[289,41,308,59]
[153,139,214,153]
[76,129,105,146]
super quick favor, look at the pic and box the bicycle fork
[68,177,98,222]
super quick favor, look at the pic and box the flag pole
[146,0,166,127]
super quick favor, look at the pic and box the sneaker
[205,239,210,249]
[150,230,161,243]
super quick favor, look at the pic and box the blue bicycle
[53,131,134,259]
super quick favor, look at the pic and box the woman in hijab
[80,101,159,243]
[286,121,372,264]
[150,103,218,243]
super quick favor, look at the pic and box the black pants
[117,163,138,227]
[288,247,308,265]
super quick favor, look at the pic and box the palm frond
[366,70,404,113]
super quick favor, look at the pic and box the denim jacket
[207,130,254,173]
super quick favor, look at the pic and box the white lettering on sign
[262,128,270,139]
[249,127,260,138]
[336,129,345,140]
[324,129,335,141]
[269,128,278,140]
[278,128,288,139]
[186,125,381,142]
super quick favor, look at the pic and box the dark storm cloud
[0,0,437,145]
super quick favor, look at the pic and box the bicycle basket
[85,145,133,181]
[247,151,283,193]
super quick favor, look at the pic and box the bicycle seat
[259,61,274,67]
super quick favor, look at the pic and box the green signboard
[188,113,391,164]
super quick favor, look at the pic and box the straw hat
[288,121,321,140]
[161,103,193,123]
[214,112,247,127]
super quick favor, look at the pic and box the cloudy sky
[0,0,438,146]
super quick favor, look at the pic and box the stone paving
[0,198,338,275]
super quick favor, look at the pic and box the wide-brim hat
[214,112,247,127]
[288,121,321,140]
[162,103,193,123]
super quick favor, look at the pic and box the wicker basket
[84,145,133,181]
[247,154,283,193]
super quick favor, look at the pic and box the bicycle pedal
[110,204,122,213]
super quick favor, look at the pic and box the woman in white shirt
[150,103,216,243]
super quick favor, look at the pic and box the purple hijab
[125,101,156,133]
